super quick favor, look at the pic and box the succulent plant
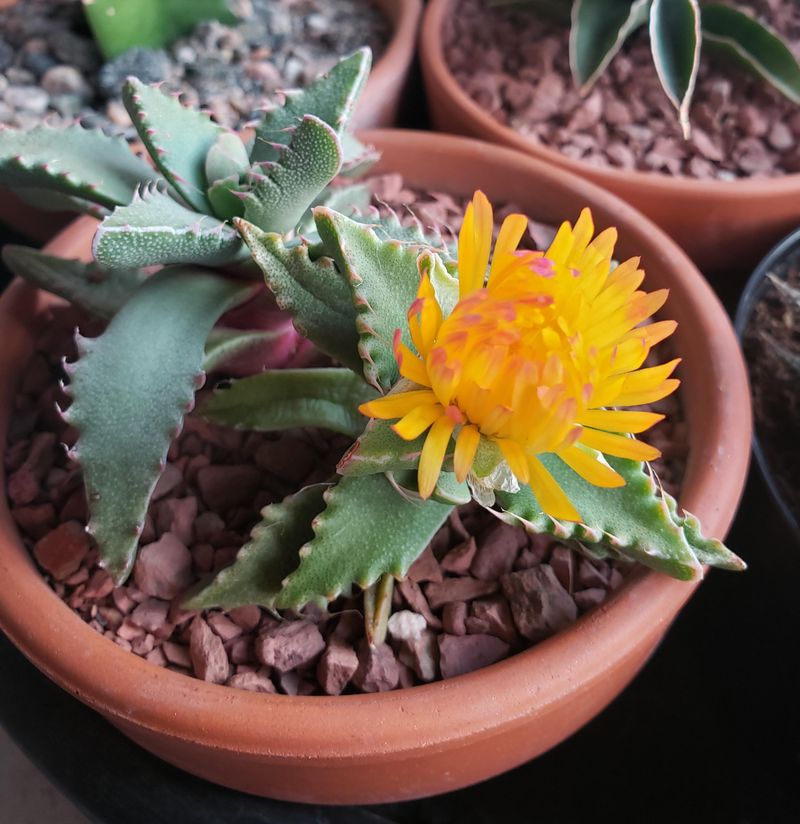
[82,0,238,59]
[493,0,800,137]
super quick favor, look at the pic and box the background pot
[0,0,422,241]
[420,0,800,277]
[735,227,800,541]
[0,129,751,805]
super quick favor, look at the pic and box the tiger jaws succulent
[492,0,800,137]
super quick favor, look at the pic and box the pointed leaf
[204,131,250,186]
[251,49,371,164]
[123,77,227,214]
[337,416,426,476]
[242,115,342,234]
[207,176,245,222]
[702,3,800,104]
[64,267,251,583]
[570,0,650,92]
[275,474,453,609]
[183,484,327,610]
[295,182,372,237]
[92,184,242,268]
[235,219,361,370]
[13,187,108,219]
[313,208,425,391]
[202,327,282,372]
[650,0,701,138]
[2,246,145,319]
[200,368,377,437]
[0,124,157,209]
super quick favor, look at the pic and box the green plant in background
[494,0,800,137]
[82,0,239,59]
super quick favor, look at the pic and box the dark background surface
[1,60,799,824]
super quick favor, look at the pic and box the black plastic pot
[735,227,800,542]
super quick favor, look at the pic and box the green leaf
[183,484,327,610]
[199,368,378,437]
[391,469,471,506]
[83,0,237,60]
[2,246,145,320]
[12,187,108,219]
[207,176,246,222]
[650,0,701,138]
[702,3,800,105]
[339,133,381,177]
[295,182,372,237]
[313,207,425,391]
[204,131,250,187]
[337,416,426,476]
[0,124,158,209]
[235,219,361,371]
[92,184,242,268]
[202,327,281,373]
[251,49,371,164]
[490,455,744,580]
[64,267,251,583]
[570,0,650,92]
[123,77,227,214]
[242,115,342,234]
[276,474,453,609]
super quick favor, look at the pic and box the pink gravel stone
[33,520,90,581]
[255,620,325,672]
[440,537,477,574]
[438,634,510,679]
[316,638,359,695]
[425,577,498,610]
[352,641,400,693]
[408,546,443,584]
[145,647,167,667]
[442,602,468,636]
[117,618,146,641]
[83,569,114,600]
[227,605,261,632]
[501,565,578,641]
[254,437,316,483]
[11,503,56,539]
[207,612,242,641]
[470,523,526,581]
[550,546,577,592]
[398,631,439,682]
[189,617,231,684]
[577,559,610,589]
[574,588,608,611]
[226,670,277,693]
[129,598,169,633]
[133,532,193,599]
[162,641,192,669]
[197,465,261,511]
[152,463,183,501]
[470,596,517,644]
[155,496,197,546]
[397,579,442,629]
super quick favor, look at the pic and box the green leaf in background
[183,484,327,610]
[0,124,158,209]
[702,3,800,105]
[650,0,702,138]
[92,185,242,268]
[201,327,282,373]
[570,0,650,92]
[83,0,237,60]
[235,220,362,371]
[199,368,378,438]
[2,246,145,320]
[242,115,343,234]
[64,267,251,583]
[276,474,453,609]
[123,77,228,214]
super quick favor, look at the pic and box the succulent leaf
[241,115,343,234]
[204,131,250,187]
[295,182,372,237]
[490,455,744,580]
[251,49,371,165]
[183,484,327,610]
[92,184,242,268]
[275,474,453,610]
[82,0,237,59]
[123,77,227,214]
[65,267,251,583]
[12,187,108,219]
[2,246,145,319]
[207,176,245,222]
[570,0,650,92]
[202,327,282,372]
[313,207,426,391]
[0,124,158,209]
[650,0,702,138]
[199,368,378,437]
[702,4,800,104]
[337,416,425,476]
[235,219,361,371]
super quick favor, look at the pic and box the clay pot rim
[0,128,751,762]
[368,0,422,99]
[420,0,800,198]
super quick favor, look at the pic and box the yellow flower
[359,191,679,521]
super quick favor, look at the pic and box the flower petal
[418,415,456,499]
[577,409,665,434]
[527,455,581,521]
[558,444,625,488]
[359,389,437,420]
[578,428,661,462]
[497,438,530,483]
[393,404,444,440]
[454,424,480,482]
[458,190,493,297]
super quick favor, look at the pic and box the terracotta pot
[419,0,800,276]
[0,130,751,805]
[0,0,422,239]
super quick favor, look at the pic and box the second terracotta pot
[420,0,800,276]
[0,130,751,805]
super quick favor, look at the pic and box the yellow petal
[527,455,581,521]
[578,428,661,462]
[454,424,480,482]
[359,389,437,420]
[497,438,530,483]
[614,379,681,407]
[488,213,528,284]
[396,342,432,386]
[558,444,625,488]
[619,358,680,395]
[577,409,665,434]
[392,404,444,440]
[458,191,493,297]
[418,415,456,499]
